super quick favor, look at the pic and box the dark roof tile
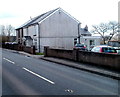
[16,8,59,29]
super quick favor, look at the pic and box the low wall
[44,46,77,60]
[44,46,120,70]
[78,51,120,69]
[2,44,36,54]
[23,46,35,54]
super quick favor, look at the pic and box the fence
[44,46,120,70]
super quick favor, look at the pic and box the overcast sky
[0,0,119,30]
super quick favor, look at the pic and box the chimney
[84,25,88,31]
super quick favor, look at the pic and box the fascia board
[38,8,81,25]
[59,8,81,24]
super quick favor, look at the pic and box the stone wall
[44,46,120,70]
[2,44,36,54]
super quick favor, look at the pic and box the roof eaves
[16,7,80,29]
[16,8,59,29]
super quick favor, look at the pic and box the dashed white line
[3,58,15,64]
[22,67,55,85]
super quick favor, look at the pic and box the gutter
[37,23,40,53]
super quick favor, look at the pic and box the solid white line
[22,67,55,85]
[3,58,15,64]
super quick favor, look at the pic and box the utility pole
[118,2,120,42]
[78,23,81,44]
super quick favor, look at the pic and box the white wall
[39,38,75,52]
[23,25,38,37]
[23,28,27,36]
[23,25,39,50]
[80,36,101,50]
[16,30,19,43]
[39,9,79,52]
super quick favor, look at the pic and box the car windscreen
[75,44,84,47]
[102,47,117,53]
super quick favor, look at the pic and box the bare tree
[92,21,120,44]
[92,23,108,44]
[108,21,120,41]
[0,25,15,36]
[0,25,6,36]
[6,25,15,36]
[6,25,15,42]
[0,25,15,43]
[0,25,8,44]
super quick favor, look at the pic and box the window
[90,40,95,45]
[102,47,117,53]
[92,47,100,52]
[74,38,77,45]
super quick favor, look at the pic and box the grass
[36,52,44,55]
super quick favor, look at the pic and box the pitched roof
[16,7,80,30]
[16,8,59,29]
[80,28,91,36]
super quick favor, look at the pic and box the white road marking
[3,58,15,64]
[22,67,55,85]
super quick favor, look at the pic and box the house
[79,25,101,50]
[80,36,101,50]
[16,7,100,52]
[80,25,91,36]
[16,7,81,52]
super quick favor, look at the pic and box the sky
[0,0,119,31]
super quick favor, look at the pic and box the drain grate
[65,89,74,93]
[25,55,30,58]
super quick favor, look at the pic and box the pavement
[2,48,120,80]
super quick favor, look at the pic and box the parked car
[11,42,18,44]
[114,47,120,54]
[91,45,117,54]
[5,42,18,44]
[74,43,88,51]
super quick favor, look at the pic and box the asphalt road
[2,49,120,95]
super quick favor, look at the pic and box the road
[2,49,119,95]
